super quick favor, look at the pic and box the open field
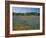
[13,16,40,31]
[12,7,40,31]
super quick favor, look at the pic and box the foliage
[13,12,40,16]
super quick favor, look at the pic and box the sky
[12,7,40,13]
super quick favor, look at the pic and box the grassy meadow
[13,12,40,31]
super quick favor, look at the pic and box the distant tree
[13,12,40,16]
[30,12,36,15]
[13,12,16,15]
[37,13,40,16]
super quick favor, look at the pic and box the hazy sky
[12,7,40,13]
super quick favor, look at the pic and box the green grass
[13,21,32,30]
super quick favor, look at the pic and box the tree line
[13,12,40,16]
